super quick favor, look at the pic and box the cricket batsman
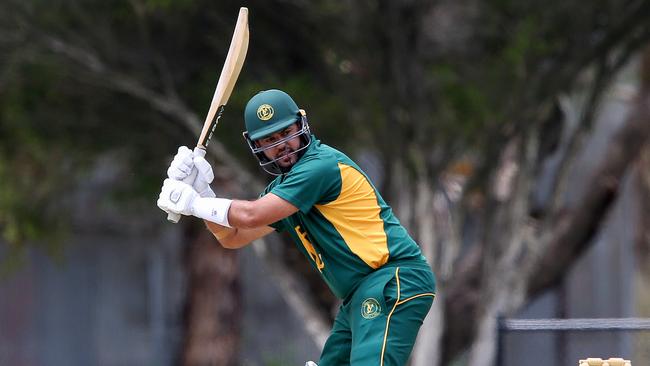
[157,89,436,365]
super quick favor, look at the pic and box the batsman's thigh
[380,295,434,366]
[319,307,352,366]
[349,267,434,366]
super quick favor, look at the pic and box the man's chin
[278,157,296,167]
[278,161,295,168]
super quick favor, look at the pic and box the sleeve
[269,218,287,232]
[270,157,341,213]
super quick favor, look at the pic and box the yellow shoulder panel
[315,163,389,268]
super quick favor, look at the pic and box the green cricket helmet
[243,89,311,175]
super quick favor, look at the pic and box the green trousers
[319,261,436,366]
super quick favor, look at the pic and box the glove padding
[167,146,194,180]
[167,146,215,198]
[157,178,199,216]
[192,149,215,198]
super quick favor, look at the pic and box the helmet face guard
[243,114,311,176]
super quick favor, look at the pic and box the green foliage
[0,60,74,271]
[0,0,352,265]
[0,0,648,268]
[144,0,194,10]
[429,64,493,141]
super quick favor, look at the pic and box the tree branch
[528,48,650,295]
[39,33,262,191]
[443,47,650,363]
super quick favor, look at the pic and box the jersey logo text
[295,225,324,272]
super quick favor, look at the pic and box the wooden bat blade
[197,7,249,149]
[167,7,249,224]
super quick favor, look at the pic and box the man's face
[255,123,302,168]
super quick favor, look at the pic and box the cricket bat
[168,7,249,223]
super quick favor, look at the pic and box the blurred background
[1,1,650,365]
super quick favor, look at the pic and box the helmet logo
[256,104,274,121]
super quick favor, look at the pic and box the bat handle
[194,145,207,157]
[167,212,181,223]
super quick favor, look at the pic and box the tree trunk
[443,46,650,365]
[528,47,650,296]
[411,176,444,366]
[181,228,241,366]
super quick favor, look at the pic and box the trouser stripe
[380,268,435,366]
[396,292,435,306]
[380,267,401,366]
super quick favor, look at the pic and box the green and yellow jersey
[261,136,427,299]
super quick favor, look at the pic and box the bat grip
[194,145,207,157]
[167,212,181,223]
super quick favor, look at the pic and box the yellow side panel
[315,163,389,268]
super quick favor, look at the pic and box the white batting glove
[305,362,318,366]
[167,146,215,198]
[157,178,199,216]
[192,148,216,198]
[157,178,233,226]
[167,146,195,180]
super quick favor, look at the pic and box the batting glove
[157,178,199,216]
[167,146,195,180]
[167,146,216,198]
[158,178,233,226]
[305,362,318,366]
[192,148,216,198]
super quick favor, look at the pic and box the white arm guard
[191,197,233,227]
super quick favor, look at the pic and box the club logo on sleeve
[256,104,274,121]
[361,298,382,319]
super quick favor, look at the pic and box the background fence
[497,318,650,365]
